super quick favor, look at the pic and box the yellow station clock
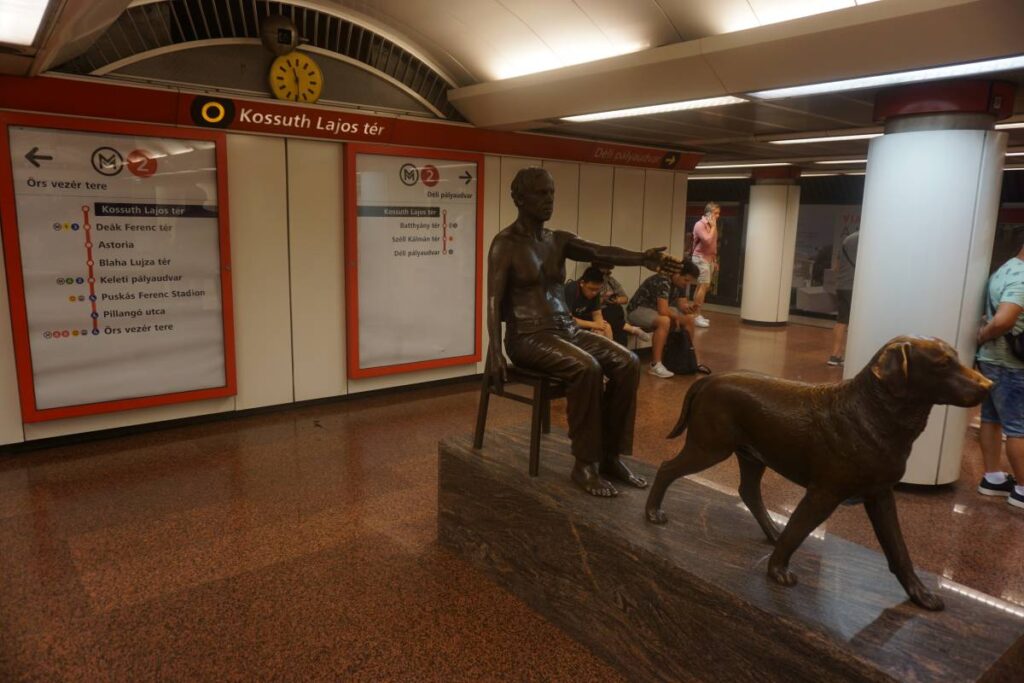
[269,51,323,103]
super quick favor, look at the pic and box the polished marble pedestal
[438,426,1024,682]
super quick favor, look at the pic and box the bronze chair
[473,359,567,476]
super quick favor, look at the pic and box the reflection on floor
[1,312,1022,679]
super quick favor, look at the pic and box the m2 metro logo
[190,97,236,129]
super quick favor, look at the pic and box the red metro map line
[82,204,98,331]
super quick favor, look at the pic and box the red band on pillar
[873,79,1016,123]
[751,166,802,181]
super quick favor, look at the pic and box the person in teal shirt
[976,245,1024,510]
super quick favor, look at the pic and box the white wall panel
[576,164,614,281]
[477,155,502,374]
[670,173,689,259]
[287,139,346,402]
[227,134,294,410]
[610,167,645,295]
[541,160,580,235]
[641,169,674,261]
[0,246,25,444]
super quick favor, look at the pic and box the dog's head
[869,336,991,406]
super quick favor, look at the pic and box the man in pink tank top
[690,202,720,328]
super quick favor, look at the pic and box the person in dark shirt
[829,230,859,366]
[563,267,612,339]
[592,262,651,346]
[627,261,707,378]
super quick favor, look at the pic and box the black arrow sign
[25,147,53,167]
[460,171,473,184]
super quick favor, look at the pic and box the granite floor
[2,312,1022,680]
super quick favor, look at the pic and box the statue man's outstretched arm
[486,237,511,389]
[562,232,683,273]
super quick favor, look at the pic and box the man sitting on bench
[627,263,708,378]
[563,266,614,340]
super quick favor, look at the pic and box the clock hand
[292,68,300,100]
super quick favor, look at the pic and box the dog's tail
[667,376,712,439]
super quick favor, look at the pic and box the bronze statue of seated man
[487,167,683,497]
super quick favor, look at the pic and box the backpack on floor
[662,329,698,375]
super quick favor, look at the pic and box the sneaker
[649,362,674,378]
[694,315,710,328]
[826,356,844,367]
[978,475,1017,497]
[1009,489,1024,509]
[635,329,652,343]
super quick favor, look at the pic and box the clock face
[269,52,323,103]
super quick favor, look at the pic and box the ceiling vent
[54,0,462,119]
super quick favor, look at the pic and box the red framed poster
[344,144,483,379]
[0,112,236,422]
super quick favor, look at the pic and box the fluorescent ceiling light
[770,133,881,145]
[1007,167,1024,172]
[0,0,49,45]
[801,172,840,177]
[844,172,866,176]
[749,54,1024,100]
[689,174,751,180]
[997,122,1024,130]
[561,96,746,123]
[815,159,867,165]
[1007,152,1024,157]
[695,161,790,169]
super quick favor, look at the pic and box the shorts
[836,289,853,325]
[978,361,1024,437]
[691,255,713,285]
[627,306,684,330]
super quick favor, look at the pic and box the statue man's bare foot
[571,461,619,497]
[600,458,648,489]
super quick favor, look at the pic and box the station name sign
[186,96,392,142]
[180,94,696,170]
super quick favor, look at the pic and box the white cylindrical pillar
[740,180,800,325]
[844,82,1012,484]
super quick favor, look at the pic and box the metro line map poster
[345,144,483,378]
[0,113,236,422]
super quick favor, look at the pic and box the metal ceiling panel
[326,0,678,83]
[653,0,762,40]
[325,0,886,84]
[746,0,857,27]
[573,0,682,46]
[704,0,1023,93]
[449,0,1022,129]
[469,0,648,80]
[448,41,729,128]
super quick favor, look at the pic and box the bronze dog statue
[644,336,991,611]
